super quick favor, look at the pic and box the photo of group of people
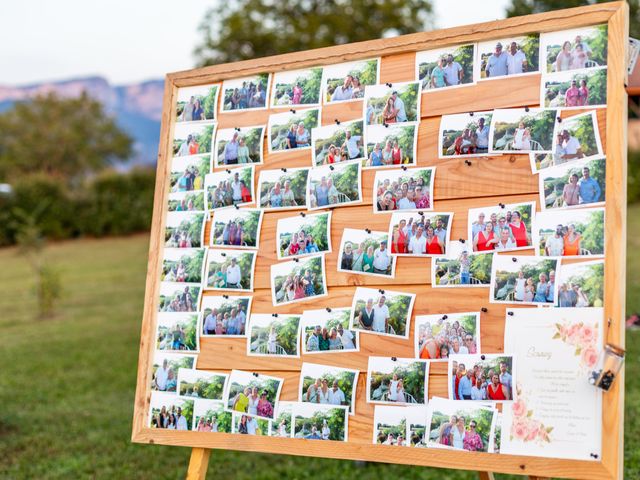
[301,307,359,354]
[221,74,271,112]
[150,352,197,394]
[490,255,560,305]
[161,248,206,284]
[165,212,205,249]
[214,126,265,166]
[448,354,515,402]
[201,295,251,337]
[438,112,492,158]
[193,399,231,433]
[322,58,379,103]
[468,202,534,252]
[158,283,201,313]
[388,212,453,256]
[556,259,604,308]
[292,402,349,441]
[373,405,427,447]
[276,211,331,259]
[204,249,257,292]
[172,122,216,158]
[489,108,557,153]
[177,368,227,400]
[168,190,205,212]
[258,167,309,211]
[540,157,605,210]
[366,356,428,405]
[426,397,497,453]
[373,167,434,213]
[364,123,418,168]
[337,228,395,278]
[210,208,263,249]
[541,24,608,74]
[175,84,219,123]
[223,370,284,421]
[270,67,323,108]
[476,35,540,80]
[205,166,255,211]
[307,160,362,210]
[169,155,208,193]
[299,362,359,414]
[268,108,319,153]
[271,254,327,306]
[534,207,605,258]
[349,287,416,338]
[155,312,199,352]
[416,44,475,91]
[432,241,493,288]
[247,313,301,357]
[149,391,194,431]
[415,312,480,361]
[364,81,420,125]
[311,119,364,166]
[541,67,607,109]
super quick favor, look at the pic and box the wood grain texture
[186,448,211,480]
[132,4,628,479]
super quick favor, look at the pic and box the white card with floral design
[501,307,603,460]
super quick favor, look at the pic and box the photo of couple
[299,362,358,414]
[416,45,475,91]
[415,312,480,361]
[168,191,204,212]
[311,119,364,166]
[271,254,327,306]
[247,313,301,357]
[337,228,395,278]
[541,67,607,109]
[556,259,604,308]
[204,166,255,211]
[204,250,257,292]
[534,207,605,258]
[268,108,320,153]
[214,126,265,166]
[276,211,331,259]
[321,58,379,103]
[373,167,434,213]
[432,241,493,288]
[449,354,515,402]
[490,108,557,153]
[468,202,534,252]
[175,84,219,123]
[549,110,603,166]
[363,81,420,126]
[270,67,323,108]
[158,283,201,313]
[193,399,232,433]
[201,295,251,337]
[364,123,418,168]
[541,24,608,73]
[349,287,416,338]
[164,212,205,249]
[540,157,605,210]
[172,122,215,158]
[426,397,497,453]
[258,167,309,211]
[149,392,194,431]
[177,369,227,400]
[150,352,196,394]
[223,370,283,421]
[388,212,453,256]
[307,160,362,210]
[490,256,560,305]
[301,307,358,354]
[210,208,263,249]
[292,403,348,441]
[155,312,199,352]
[232,413,270,436]
[367,356,428,405]
[161,248,205,284]
[221,73,270,112]
[169,155,208,193]
[477,35,540,79]
[438,112,492,157]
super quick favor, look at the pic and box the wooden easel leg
[186,448,211,480]
[477,473,495,480]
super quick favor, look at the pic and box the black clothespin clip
[464,160,472,166]
[481,355,486,360]
[272,313,279,318]
[507,311,514,316]
[418,211,424,216]
[382,122,389,128]
[481,307,488,313]
[524,106,530,112]
[459,239,466,243]
[401,166,407,171]
[329,165,334,171]
[299,212,306,217]
[557,116,563,123]
[234,204,240,210]
[469,112,474,117]
[378,289,385,295]
[222,295,229,299]
[590,453,599,459]
[441,315,448,321]
[293,258,299,262]
[512,257,517,262]
[386,82,392,88]
[326,307,332,313]
[220,252,227,257]
[234,127,241,132]
[365,228,371,234]
[498,203,505,209]
[252,372,259,377]
[334,119,341,125]
[226,169,231,174]
[391,356,397,361]
[290,109,296,114]
[281,168,287,172]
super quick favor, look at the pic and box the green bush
[629,149,640,204]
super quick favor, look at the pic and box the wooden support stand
[186,448,211,480]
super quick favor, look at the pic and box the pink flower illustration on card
[509,384,552,444]
[552,319,600,369]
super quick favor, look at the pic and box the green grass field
[0,204,638,479]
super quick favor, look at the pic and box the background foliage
[493,259,558,295]
[216,127,264,164]
[563,262,604,306]
[212,210,261,247]
[227,378,281,409]
[179,375,226,400]
[367,83,419,124]
[157,315,198,352]
[195,406,232,433]
[537,210,604,255]
[561,114,600,157]
[172,124,215,156]
[309,162,360,202]
[324,59,379,101]
[273,256,325,298]
[543,24,608,71]
[151,399,194,430]
[270,109,320,150]
[434,252,494,285]
[314,121,364,165]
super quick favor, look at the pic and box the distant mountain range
[0,76,164,166]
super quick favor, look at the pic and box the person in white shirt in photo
[372,240,391,275]
[328,380,346,406]
[337,324,355,350]
[391,91,407,122]
[246,415,258,435]
[545,225,565,257]
[372,295,390,333]
[444,54,463,86]
[388,373,400,402]
[175,407,188,430]
[408,226,427,254]
[154,359,170,391]
[494,227,517,250]
[451,337,469,355]
[559,129,584,161]
[321,420,331,440]
[514,270,526,301]
[231,172,243,203]
[475,117,490,153]
[225,257,242,288]
[507,41,528,75]
[342,130,362,160]
[331,75,354,102]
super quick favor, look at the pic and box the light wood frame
[132,3,628,479]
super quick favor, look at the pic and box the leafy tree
[0,93,131,181]
[492,109,556,151]
[170,156,209,192]
[324,59,379,101]
[172,124,215,156]
[177,85,219,121]
[165,213,205,248]
[201,297,250,334]
[375,418,407,442]
[194,1,433,65]
[227,378,281,408]
[494,259,558,295]
[543,68,607,107]
[309,162,360,202]
[564,262,604,305]
[179,374,226,399]
[157,314,198,351]
[355,293,412,336]
[168,192,205,212]
[302,309,354,347]
[433,252,493,285]
[158,285,201,311]
[273,255,325,299]
[579,209,605,254]
[478,34,539,78]
[151,398,194,430]
[542,158,606,208]
[271,407,292,436]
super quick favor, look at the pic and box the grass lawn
[0,204,638,479]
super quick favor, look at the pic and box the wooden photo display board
[132,3,628,479]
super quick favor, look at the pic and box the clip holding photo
[524,106,530,112]
[385,82,392,88]
[334,119,340,125]
[281,168,287,172]
[481,307,488,313]
[222,294,229,299]
[299,212,306,217]
[326,307,332,313]
[365,228,371,234]
[378,289,385,295]
[290,108,296,114]
[234,127,241,132]
[464,160,472,166]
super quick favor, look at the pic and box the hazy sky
[1,0,510,86]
